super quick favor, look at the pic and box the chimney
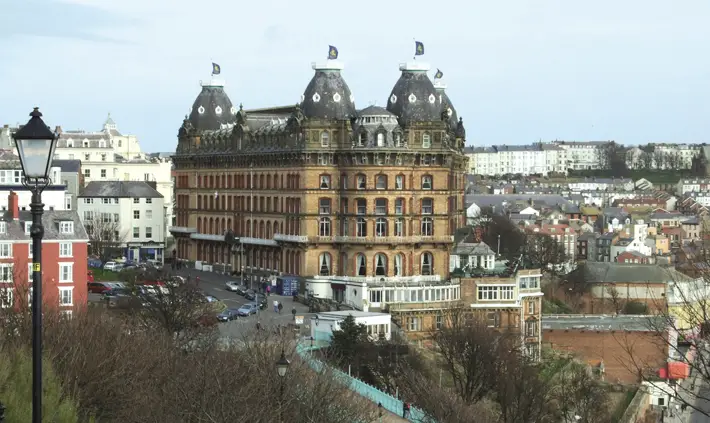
[8,191,19,220]
[54,125,62,134]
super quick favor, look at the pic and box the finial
[184,114,188,120]
[239,103,243,110]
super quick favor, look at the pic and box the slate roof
[387,69,440,124]
[452,241,495,256]
[79,181,163,199]
[572,262,694,284]
[52,159,81,173]
[301,67,356,120]
[357,105,394,117]
[542,314,665,331]
[465,194,577,211]
[0,210,88,241]
[188,83,237,131]
[56,131,111,148]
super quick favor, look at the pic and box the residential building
[0,191,89,313]
[171,57,468,282]
[464,143,567,176]
[676,178,710,196]
[615,251,652,264]
[567,177,634,192]
[310,311,392,342]
[0,151,69,211]
[576,232,599,260]
[77,181,166,262]
[49,116,174,233]
[52,159,82,211]
[449,240,496,272]
[550,140,612,170]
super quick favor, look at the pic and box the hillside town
[2,58,710,423]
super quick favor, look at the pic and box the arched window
[356,253,367,276]
[421,252,433,275]
[375,253,387,276]
[421,175,433,190]
[273,221,279,235]
[394,253,405,276]
[376,132,385,147]
[319,217,331,236]
[321,131,330,147]
[197,217,202,233]
[319,253,332,276]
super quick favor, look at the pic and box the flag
[211,62,221,75]
[415,41,425,56]
[328,45,339,60]
[435,69,443,79]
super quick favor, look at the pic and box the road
[690,380,710,423]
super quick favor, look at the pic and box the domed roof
[386,62,442,124]
[300,61,356,120]
[188,80,237,132]
[434,81,458,128]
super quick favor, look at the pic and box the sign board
[294,315,304,325]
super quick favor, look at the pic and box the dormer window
[320,175,331,189]
[99,140,106,148]
[376,132,385,147]
[67,140,74,148]
[25,222,31,234]
[358,132,367,147]
[394,132,403,147]
[422,133,431,148]
[320,131,330,147]
[59,221,74,234]
[356,174,366,190]
[83,141,89,148]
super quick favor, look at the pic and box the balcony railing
[273,234,309,243]
[313,235,454,244]
[311,275,443,284]
[387,300,463,312]
[169,226,197,233]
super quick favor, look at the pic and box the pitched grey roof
[52,159,81,173]
[542,314,665,331]
[56,131,111,148]
[453,241,495,256]
[466,194,576,211]
[0,210,88,241]
[573,262,694,284]
[79,181,163,199]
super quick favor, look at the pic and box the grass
[89,268,120,281]
[542,298,573,314]
[0,347,91,423]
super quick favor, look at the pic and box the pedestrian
[273,300,279,313]
[681,403,687,412]
[266,285,271,296]
[256,321,262,331]
[292,307,297,321]
[278,302,283,314]
[196,276,200,287]
[402,402,410,418]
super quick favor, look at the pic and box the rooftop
[542,314,666,331]
[79,181,163,199]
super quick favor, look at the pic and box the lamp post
[276,349,290,423]
[12,107,59,423]
[378,402,383,423]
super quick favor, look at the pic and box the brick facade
[543,329,667,384]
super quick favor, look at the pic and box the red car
[88,282,114,294]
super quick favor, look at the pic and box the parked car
[244,290,256,300]
[88,282,114,294]
[235,285,248,296]
[101,288,130,301]
[204,295,219,303]
[236,303,258,316]
[103,262,119,271]
[225,281,244,292]
[217,308,240,322]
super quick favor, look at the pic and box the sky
[1,0,710,152]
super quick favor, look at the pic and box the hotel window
[320,131,330,147]
[356,218,367,237]
[356,174,366,190]
[375,253,387,276]
[59,242,72,257]
[394,132,403,147]
[358,132,367,147]
[395,198,404,215]
[319,217,331,236]
[59,287,73,306]
[320,198,331,214]
[422,133,431,148]
[59,263,73,282]
[319,253,331,275]
[356,199,366,215]
[421,198,433,215]
[133,227,140,238]
[421,217,433,236]
[395,175,404,190]
[376,132,385,147]
[320,175,331,189]
[527,300,536,314]
[84,153,90,160]
[0,222,5,234]
[134,210,140,219]
[394,254,404,276]
[101,154,106,161]
[356,253,366,276]
[394,218,404,237]
[375,175,387,190]
[500,286,515,300]
[420,252,433,275]
[369,289,382,303]
[375,198,387,215]
[421,175,433,190]
[478,286,498,300]
[146,227,153,238]
[375,218,387,237]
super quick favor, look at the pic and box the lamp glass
[16,138,56,179]
[276,352,290,378]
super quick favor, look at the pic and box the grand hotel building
[171,54,468,310]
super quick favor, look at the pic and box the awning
[659,362,690,379]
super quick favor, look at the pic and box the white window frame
[59,263,74,283]
[0,243,12,258]
[0,288,13,308]
[0,221,6,234]
[422,133,431,148]
[59,242,73,257]
[145,227,153,238]
[59,287,74,306]
[59,221,74,234]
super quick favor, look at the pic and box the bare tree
[83,212,129,262]
[606,283,623,314]
[551,363,611,423]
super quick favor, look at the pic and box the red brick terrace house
[0,191,89,315]
[542,314,668,384]
[615,250,652,264]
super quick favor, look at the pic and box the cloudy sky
[1,0,709,152]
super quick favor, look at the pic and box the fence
[296,343,431,422]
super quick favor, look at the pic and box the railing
[190,233,225,241]
[238,237,279,246]
[311,275,442,284]
[329,235,454,244]
[168,226,197,233]
[273,234,309,243]
[295,343,430,422]
[387,300,463,311]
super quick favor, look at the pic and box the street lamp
[378,402,383,423]
[12,107,59,423]
[276,350,290,423]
